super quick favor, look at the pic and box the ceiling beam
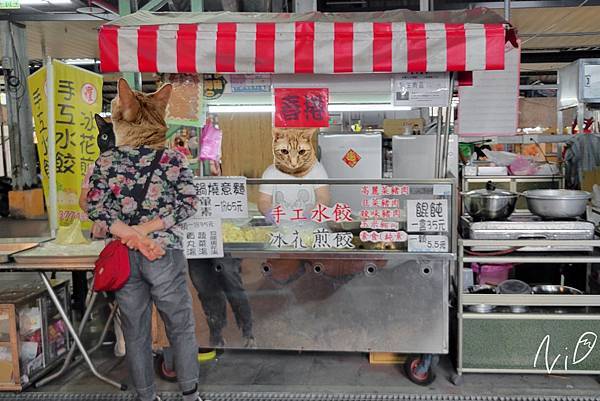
[0,12,115,21]
[522,49,600,63]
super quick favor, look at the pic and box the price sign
[182,218,224,259]
[408,235,449,253]
[407,199,448,233]
[193,177,248,219]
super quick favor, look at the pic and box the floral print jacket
[86,146,198,249]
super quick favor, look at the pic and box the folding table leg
[38,272,126,390]
[35,288,98,387]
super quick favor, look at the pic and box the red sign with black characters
[274,87,329,128]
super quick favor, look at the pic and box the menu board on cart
[192,177,248,219]
[406,199,449,233]
[408,235,449,253]
[182,218,224,259]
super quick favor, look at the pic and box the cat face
[272,128,317,177]
[94,114,115,153]
[110,78,172,149]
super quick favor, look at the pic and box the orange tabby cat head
[111,78,172,150]
[272,128,317,177]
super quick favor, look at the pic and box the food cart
[97,8,515,385]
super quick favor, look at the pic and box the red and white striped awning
[99,9,513,74]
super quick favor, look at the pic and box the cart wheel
[450,373,464,386]
[155,353,177,382]
[404,355,436,386]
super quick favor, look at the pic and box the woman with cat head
[86,79,201,401]
[258,127,330,230]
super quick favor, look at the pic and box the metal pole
[440,73,456,178]
[38,272,126,390]
[504,0,511,21]
[420,0,430,11]
[190,0,203,12]
[46,57,58,236]
[435,110,443,178]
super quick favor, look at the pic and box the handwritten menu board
[193,177,248,219]
[182,218,223,259]
[359,185,409,244]
[183,177,248,258]
[406,199,448,233]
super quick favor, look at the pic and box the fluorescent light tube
[207,104,412,113]
[21,0,72,4]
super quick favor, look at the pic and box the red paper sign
[274,88,329,128]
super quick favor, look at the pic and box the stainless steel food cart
[98,6,515,385]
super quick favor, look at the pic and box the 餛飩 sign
[182,218,224,259]
[406,199,448,233]
[274,88,329,128]
[193,177,248,219]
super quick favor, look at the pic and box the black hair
[94,114,116,153]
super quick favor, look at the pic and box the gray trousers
[116,249,198,401]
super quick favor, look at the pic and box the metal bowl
[523,189,591,219]
[532,285,583,295]
[466,285,496,313]
[462,182,518,221]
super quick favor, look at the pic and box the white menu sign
[406,199,448,233]
[182,218,224,259]
[392,73,450,107]
[408,235,449,253]
[193,177,248,219]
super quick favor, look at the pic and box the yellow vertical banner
[28,60,103,228]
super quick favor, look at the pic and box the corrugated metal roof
[500,6,600,50]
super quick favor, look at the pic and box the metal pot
[532,285,583,295]
[462,181,518,221]
[522,189,591,219]
[466,284,496,313]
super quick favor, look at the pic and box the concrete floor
[1,218,599,399]
[26,346,600,398]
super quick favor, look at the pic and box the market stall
[95,7,515,385]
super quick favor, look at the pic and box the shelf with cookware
[454,177,600,382]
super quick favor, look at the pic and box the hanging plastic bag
[54,220,90,245]
[200,120,222,161]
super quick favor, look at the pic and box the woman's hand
[91,222,108,239]
[122,231,165,261]
[110,221,165,261]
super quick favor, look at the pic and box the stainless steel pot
[466,284,496,313]
[532,285,583,295]
[462,181,518,221]
[522,189,591,219]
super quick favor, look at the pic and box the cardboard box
[582,168,600,193]
[8,189,45,219]
[383,118,425,137]
[0,360,13,384]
